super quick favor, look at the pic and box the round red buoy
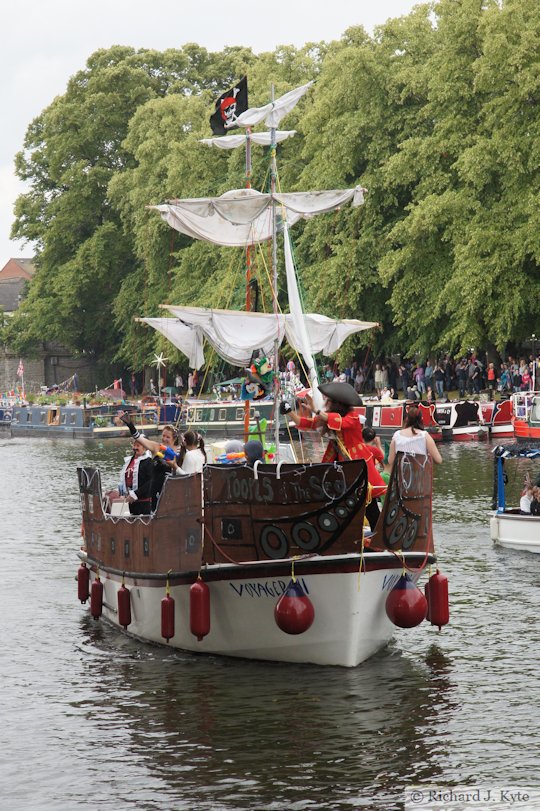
[274,580,315,635]
[77,563,90,604]
[161,594,175,642]
[190,580,210,641]
[117,584,132,630]
[385,573,427,628]
[90,577,103,620]
[425,569,449,630]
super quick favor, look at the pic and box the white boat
[78,451,438,667]
[489,444,540,553]
[76,81,446,666]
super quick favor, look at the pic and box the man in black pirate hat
[282,382,387,529]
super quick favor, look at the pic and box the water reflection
[74,617,457,810]
[1,436,539,810]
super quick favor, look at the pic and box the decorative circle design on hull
[318,513,339,533]
[292,521,320,551]
[260,526,289,559]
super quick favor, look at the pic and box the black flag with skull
[209,76,248,136]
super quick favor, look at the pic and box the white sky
[0,0,419,268]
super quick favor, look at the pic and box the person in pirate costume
[106,439,154,516]
[282,382,387,530]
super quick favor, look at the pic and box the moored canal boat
[512,392,540,440]
[10,402,164,439]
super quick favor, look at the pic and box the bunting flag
[17,359,24,378]
[209,76,248,136]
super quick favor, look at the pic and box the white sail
[233,81,314,129]
[150,186,365,248]
[161,307,285,367]
[159,305,378,369]
[137,317,205,370]
[283,223,323,409]
[199,131,296,149]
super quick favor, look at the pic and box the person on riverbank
[388,405,443,466]
[282,382,387,530]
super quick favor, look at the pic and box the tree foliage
[7,1,540,372]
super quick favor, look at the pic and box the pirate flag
[209,76,248,136]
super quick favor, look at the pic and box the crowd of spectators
[320,352,540,401]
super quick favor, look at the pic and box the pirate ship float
[76,80,448,666]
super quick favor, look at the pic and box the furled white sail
[283,223,323,409]
[137,318,205,370]
[233,82,314,129]
[150,187,365,248]
[199,131,296,149]
[161,307,285,367]
[159,305,378,369]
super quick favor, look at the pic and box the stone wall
[0,346,100,393]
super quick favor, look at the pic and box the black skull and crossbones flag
[209,76,248,136]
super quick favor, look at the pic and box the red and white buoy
[117,583,132,630]
[161,577,175,642]
[274,580,315,635]
[385,573,427,628]
[77,563,90,604]
[90,574,103,620]
[425,569,449,630]
[190,579,210,641]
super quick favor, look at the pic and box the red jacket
[298,411,387,497]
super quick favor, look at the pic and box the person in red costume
[283,382,386,530]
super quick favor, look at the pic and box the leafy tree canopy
[7,2,540,373]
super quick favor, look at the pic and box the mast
[243,128,253,440]
[270,85,281,457]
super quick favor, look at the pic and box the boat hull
[513,418,540,440]
[78,453,437,667]
[83,552,433,667]
[490,512,540,553]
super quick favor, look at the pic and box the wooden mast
[243,128,253,440]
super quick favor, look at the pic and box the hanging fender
[161,594,175,642]
[117,584,132,630]
[425,570,449,630]
[90,576,103,620]
[190,580,210,641]
[385,573,427,628]
[77,564,90,604]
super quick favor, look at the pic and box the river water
[1,435,539,810]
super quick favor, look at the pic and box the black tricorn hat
[318,382,363,407]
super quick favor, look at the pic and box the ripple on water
[1,437,540,809]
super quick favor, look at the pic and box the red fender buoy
[161,594,175,642]
[90,576,103,620]
[385,573,427,628]
[190,580,210,641]
[77,564,90,604]
[425,570,449,630]
[117,584,132,630]
[274,580,315,635]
